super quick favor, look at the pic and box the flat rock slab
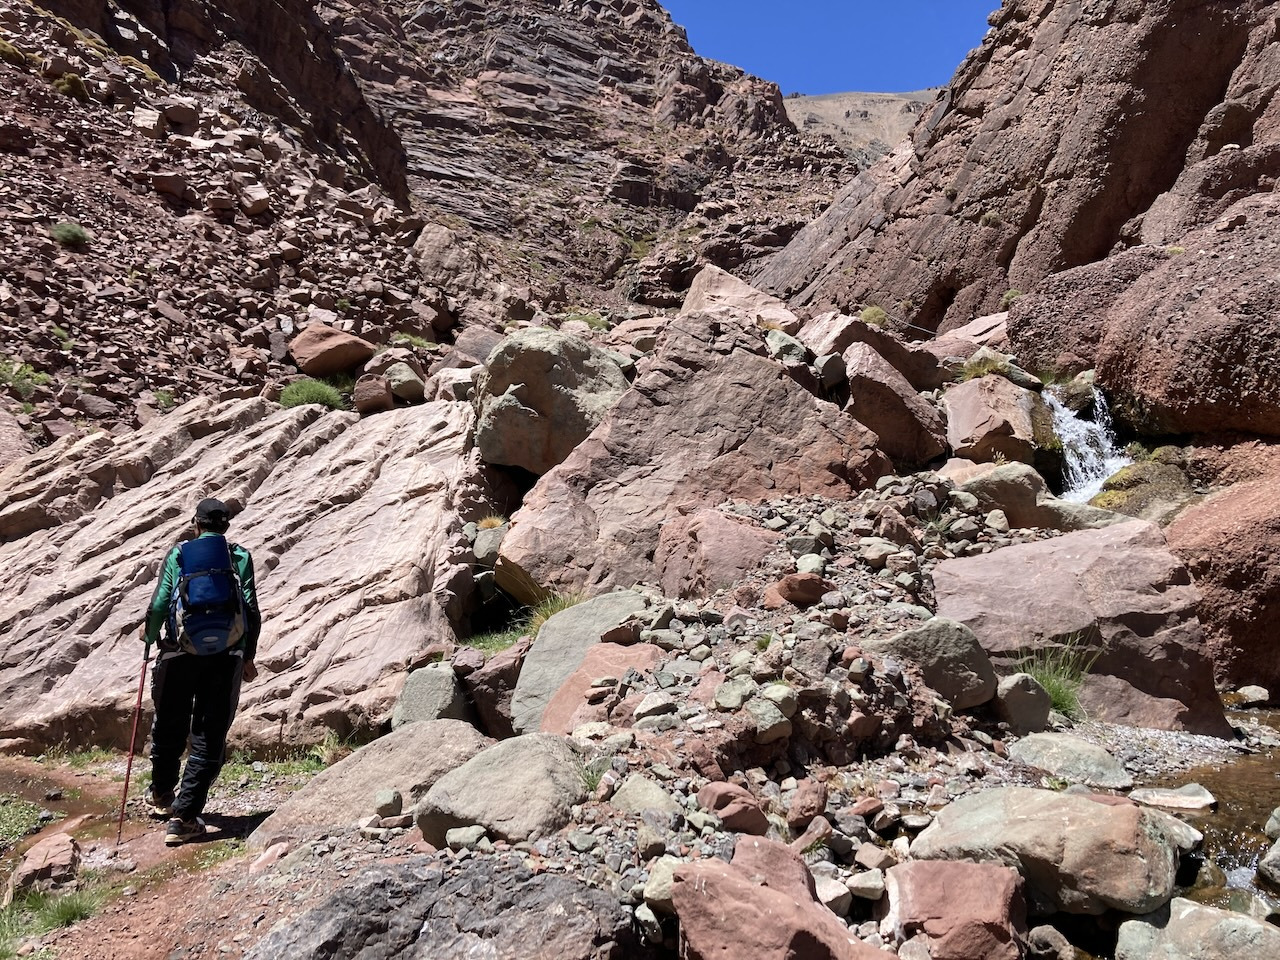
[1007,733,1134,790]
[1129,784,1216,812]
[249,719,491,851]
[1116,897,1280,960]
[244,858,656,960]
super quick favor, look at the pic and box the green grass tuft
[0,358,51,400]
[48,221,90,247]
[0,795,42,853]
[1017,632,1103,721]
[279,378,345,410]
[999,289,1023,310]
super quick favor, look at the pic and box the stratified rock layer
[0,396,490,751]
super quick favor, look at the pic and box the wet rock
[1129,784,1216,813]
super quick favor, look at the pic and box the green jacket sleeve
[233,545,261,663]
[143,546,182,646]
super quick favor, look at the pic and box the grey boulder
[1007,733,1134,790]
[415,733,585,846]
[861,617,996,709]
[1115,897,1280,960]
[391,662,474,729]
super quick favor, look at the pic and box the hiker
[139,497,261,846]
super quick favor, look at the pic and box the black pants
[149,650,244,821]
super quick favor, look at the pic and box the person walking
[140,497,261,845]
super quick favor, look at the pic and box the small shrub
[1164,246,1186,256]
[153,389,175,411]
[49,221,90,248]
[477,515,508,530]
[118,55,161,84]
[279,378,345,410]
[52,72,90,103]
[0,358,51,400]
[0,39,26,68]
[943,186,958,201]
[755,634,774,652]
[1017,632,1103,721]
[527,592,587,635]
[979,210,1004,227]
[335,298,352,312]
[390,332,432,350]
[859,305,888,327]
[960,354,1010,382]
[999,289,1023,310]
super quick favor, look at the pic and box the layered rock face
[0,396,494,750]
[754,0,1280,440]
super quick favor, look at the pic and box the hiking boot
[145,788,175,818]
[164,817,206,846]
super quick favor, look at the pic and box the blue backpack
[167,536,247,656]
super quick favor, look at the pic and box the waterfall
[1045,388,1132,504]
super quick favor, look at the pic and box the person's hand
[242,661,258,682]
[138,625,149,645]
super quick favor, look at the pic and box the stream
[1044,387,1132,503]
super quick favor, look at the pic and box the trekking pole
[116,641,151,846]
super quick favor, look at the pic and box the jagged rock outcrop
[495,313,891,601]
[0,395,496,751]
[754,0,1280,443]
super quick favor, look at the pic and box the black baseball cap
[194,498,232,525]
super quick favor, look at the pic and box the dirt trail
[0,754,326,960]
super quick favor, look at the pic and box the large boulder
[244,858,655,960]
[509,590,651,734]
[390,662,474,729]
[796,312,944,391]
[681,264,800,333]
[289,322,377,376]
[932,520,1231,737]
[0,397,487,751]
[1166,473,1280,692]
[496,314,891,602]
[672,835,882,960]
[943,375,1047,466]
[910,787,1181,915]
[248,720,491,851]
[881,861,1026,960]
[1115,898,1280,960]
[473,328,629,475]
[843,343,946,466]
[861,617,996,710]
[415,734,585,846]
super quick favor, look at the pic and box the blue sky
[661,1,997,95]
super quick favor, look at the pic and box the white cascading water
[1044,387,1132,503]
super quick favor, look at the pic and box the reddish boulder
[540,642,664,734]
[655,507,781,599]
[497,315,890,603]
[673,835,882,960]
[797,312,944,391]
[786,778,829,832]
[843,343,946,466]
[682,264,801,333]
[763,572,830,610]
[3,833,79,904]
[881,861,1026,960]
[943,375,1046,465]
[933,520,1230,737]
[459,636,532,739]
[1166,473,1280,691]
[289,322,376,377]
[696,782,769,835]
[353,374,394,415]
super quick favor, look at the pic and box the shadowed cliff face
[752,0,1260,336]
